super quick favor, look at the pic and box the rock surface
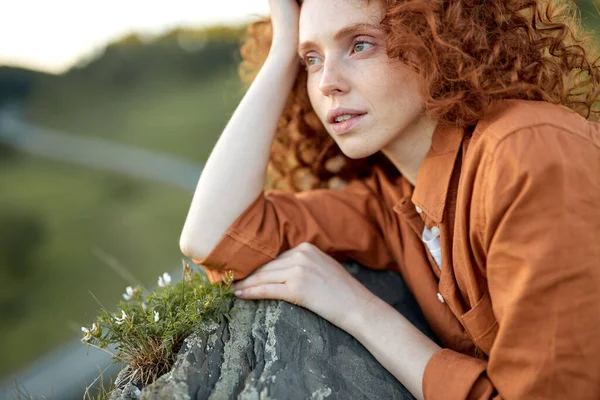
[110,261,439,400]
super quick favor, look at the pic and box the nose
[318,58,349,96]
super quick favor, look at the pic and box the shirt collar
[411,122,466,223]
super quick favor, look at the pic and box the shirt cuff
[190,226,275,283]
[423,348,494,399]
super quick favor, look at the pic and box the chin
[337,141,381,160]
[328,124,385,160]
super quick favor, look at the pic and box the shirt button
[415,205,423,214]
[437,293,445,303]
[431,226,440,237]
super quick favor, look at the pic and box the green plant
[81,260,234,388]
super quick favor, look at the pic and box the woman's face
[298,0,426,159]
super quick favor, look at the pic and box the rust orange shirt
[192,100,600,399]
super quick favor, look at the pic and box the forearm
[347,295,441,400]
[180,48,299,257]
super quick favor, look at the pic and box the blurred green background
[0,0,599,393]
[0,25,246,381]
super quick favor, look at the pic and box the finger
[233,267,291,290]
[234,283,292,302]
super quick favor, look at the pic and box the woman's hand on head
[268,0,301,56]
[231,242,377,331]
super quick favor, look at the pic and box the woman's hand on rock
[231,242,377,331]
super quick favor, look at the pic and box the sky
[0,0,270,74]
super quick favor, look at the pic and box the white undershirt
[422,226,442,270]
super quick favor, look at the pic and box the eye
[303,53,323,68]
[352,41,374,53]
[306,56,321,66]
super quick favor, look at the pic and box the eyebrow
[297,22,383,55]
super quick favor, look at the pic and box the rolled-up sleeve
[191,170,399,283]
[423,126,600,399]
[424,349,494,399]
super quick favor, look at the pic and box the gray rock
[109,381,141,400]
[111,261,439,400]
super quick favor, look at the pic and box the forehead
[299,0,384,41]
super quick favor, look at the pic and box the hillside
[5,26,247,163]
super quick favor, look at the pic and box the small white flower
[81,323,100,342]
[81,326,92,342]
[122,286,136,301]
[114,309,128,325]
[153,310,160,322]
[158,272,172,287]
[142,302,148,311]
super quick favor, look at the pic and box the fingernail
[234,290,242,296]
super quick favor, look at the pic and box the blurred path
[0,103,200,399]
[1,341,124,400]
[0,103,203,192]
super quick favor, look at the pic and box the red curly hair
[239,0,600,192]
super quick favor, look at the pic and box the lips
[327,108,367,124]
[330,114,367,135]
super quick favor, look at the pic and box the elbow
[179,235,205,261]
[179,238,190,258]
[179,236,192,258]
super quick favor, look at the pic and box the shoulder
[468,100,600,176]
[473,99,600,153]
[465,100,600,216]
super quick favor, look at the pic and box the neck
[381,114,438,186]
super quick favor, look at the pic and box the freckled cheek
[380,70,422,110]
[371,69,404,95]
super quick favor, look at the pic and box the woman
[179,0,600,398]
